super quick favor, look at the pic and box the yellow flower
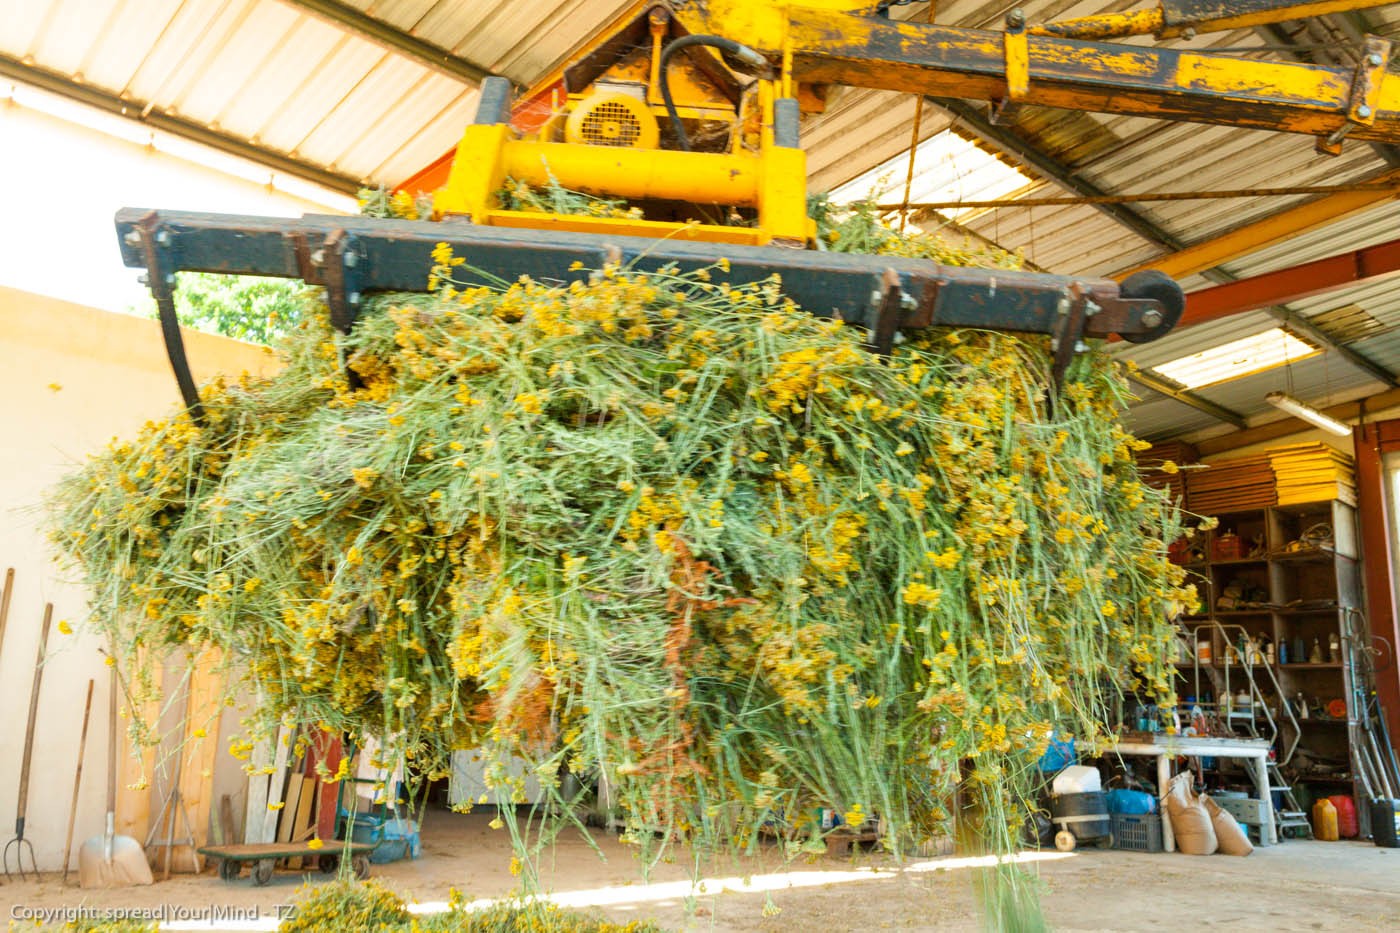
[268,801,285,811]
[902,581,942,609]
[57,619,73,635]
[306,838,324,850]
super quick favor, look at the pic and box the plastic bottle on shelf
[1329,632,1341,663]
[1278,640,1289,665]
[1310,638,1324,664]
[1293,636,1306,665]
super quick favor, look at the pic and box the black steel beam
[933,96,1400,420]
[0,52,361,195]
[1267,306,1400,388]
[280,0,497,85]
[933,98,1189,253]
[1128,370,1248,430]
[113,208,1182,342]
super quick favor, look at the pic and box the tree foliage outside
[139,272,310,345]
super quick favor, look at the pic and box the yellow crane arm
[689,0,1397,148]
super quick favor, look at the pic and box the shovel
[79,662,153,887]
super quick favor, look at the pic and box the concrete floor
[3,808,1397,930]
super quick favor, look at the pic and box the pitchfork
[5,603,52,880]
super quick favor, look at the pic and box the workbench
[1106,734,1276,852]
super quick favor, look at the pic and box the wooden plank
[219,794,236,846]
[278,766,305,845]
[180,652,223,861]
[261,724,294,844]
[313,737,344,839]
[243,736,273,845]
[197,841,373,860]
[115,650,158,846]
[291,776,318,867]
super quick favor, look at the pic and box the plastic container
[1327,795,1358,838]
[1110,813,1163,852]
[1372,798,1400,848]
[1312,798,1339,841]
[1052,765,1102,795]
[350,817,421,863]
[1049,792,1112,850]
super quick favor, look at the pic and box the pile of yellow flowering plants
[49,209,1193,928]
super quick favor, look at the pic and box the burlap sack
[1203,795,1254,856]
[1166,775,1218,856]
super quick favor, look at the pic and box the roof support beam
[1118,166,1400,280]
[1182,236,1400,328]
[934,98,1188,253]
[1196,384,1400,455]
[1265,305,1400,388]
[280,0,496,85]
[1127,370,1249,429]
[0,52,361,195]
[931,98,1255,427]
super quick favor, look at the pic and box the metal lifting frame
[115,208,1183,417]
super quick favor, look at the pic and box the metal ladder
[1203,623,1311,839]
[1267,760,1314,839]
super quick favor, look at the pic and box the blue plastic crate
[1110,812,1163,853]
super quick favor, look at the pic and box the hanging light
[1264,392,1352,437]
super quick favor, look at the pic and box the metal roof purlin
[0,50,362,195]
[278,0,497,86]
[1117,167,1400,280]
[1126,370,1248,429]
[932,98,1189,254]
[925,98,1251,427]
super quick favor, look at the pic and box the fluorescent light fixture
[1150,327,1318,390]
[1264,392,1352,437]
[829,128,1036,218]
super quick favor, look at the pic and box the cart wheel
[351,854,370,880]
[252,859,275,886]
[1100,833,1114,849]
[318,853,339,874]
[218,858,241,882]
[1054,830,1077,852]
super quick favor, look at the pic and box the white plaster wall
[0,287,280,871]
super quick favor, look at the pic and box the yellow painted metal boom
[437,0,1400,246]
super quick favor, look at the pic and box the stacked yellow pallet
[1268,442,1356,506]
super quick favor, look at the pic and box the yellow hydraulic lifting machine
[117,0,1400,415]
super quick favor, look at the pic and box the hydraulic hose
[658,35,769,152]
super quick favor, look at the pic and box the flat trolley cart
[1048,792,1113,852]
[198,840,375,886]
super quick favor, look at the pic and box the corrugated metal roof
[6,0,1399,443]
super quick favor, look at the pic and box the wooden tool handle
[0,567,14,656]
[107,661,119,815]
[62,679,96,883]
[16,603,53,823]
